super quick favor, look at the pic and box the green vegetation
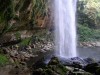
[77,0,100,41]
[0,0,48,35]
[0,54,9,66]
[1,0,100,43]
[78,24,100,41]
[19,37,32,46]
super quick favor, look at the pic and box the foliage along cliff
[0,0,54,44]
[0,0,52,35]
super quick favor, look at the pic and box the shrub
[77,24,100,42]
[77,24,94,41]
[92,29,100,41]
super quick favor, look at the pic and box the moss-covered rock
[84,63,99,73]
[48,57,60,65]
[32,57,68,75]
[95,67,100,75]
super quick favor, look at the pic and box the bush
[77,24,94,41]
[92,29,100,41]
[77,24,100,42]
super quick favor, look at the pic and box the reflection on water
[78,47,100,61]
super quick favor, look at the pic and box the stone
[48,57,60,65]
[66,66,74,71]
[72,71,93,75]
[96,67,100,75]
[2,48,8,54]
[83,58,96,64]
[60,57,85,68]
[9,58,15,63]
[32,68,45,75]
[20,55,25,61]
[32,57,68,75]
[84,63,99,73]
[95,42,100,47]
[10,50,18,57]
[20,51,30,58]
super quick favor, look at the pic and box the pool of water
[78,47,100,61]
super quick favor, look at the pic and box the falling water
[54,0,77,58]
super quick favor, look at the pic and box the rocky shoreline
[0,30,100,75]
[79,41,100,47]
[32,57,100,75]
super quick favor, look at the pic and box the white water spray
[54,0,77,58]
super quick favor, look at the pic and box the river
[78,47,100,61]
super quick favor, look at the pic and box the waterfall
[54,0,77,58]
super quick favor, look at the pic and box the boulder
[48,57,60,65]
[96,67,100,75]
[59,57,85,68]
[95,42,100,47]
[84,63,99,73]
[32,57,68,75]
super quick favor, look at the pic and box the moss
[46,57,68,75]
[48,57,60,65]
[32,57,68,75]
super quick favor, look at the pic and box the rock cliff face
[0,0,51,30]
[0,0,53,43]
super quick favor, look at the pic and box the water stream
[54,0,77,58]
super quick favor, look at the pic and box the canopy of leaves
[78,0,100,28]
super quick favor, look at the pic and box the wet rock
[32,68,44,75]
[48,57,60,65]
[74,68,80,72]
[32,57,68,75]
[83,58,96,64]
[96,67,100,75]
[66,67,93,75]
[84,63,99,73]
[72,71,93,75]
[66,66,74,71]
[59,57,85,68]
[72,62,83,69]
